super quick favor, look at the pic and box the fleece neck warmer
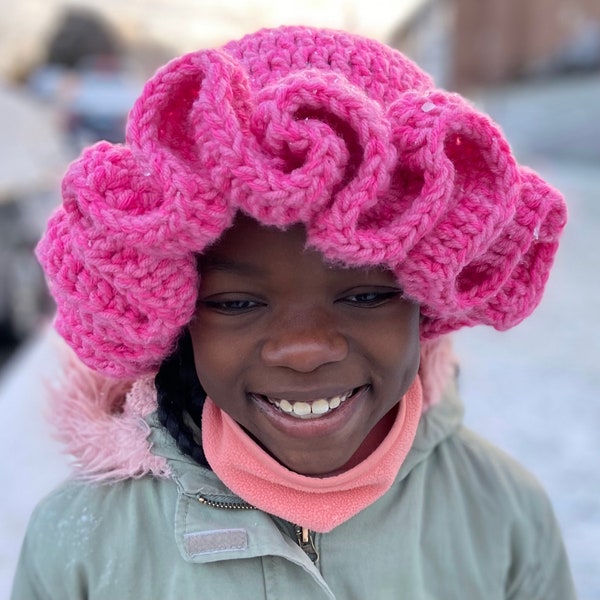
[202,377,423,533]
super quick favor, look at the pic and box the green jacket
[12,386,575,599]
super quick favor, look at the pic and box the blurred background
[0,0,598,597]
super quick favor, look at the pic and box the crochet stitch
[36,25,566,378]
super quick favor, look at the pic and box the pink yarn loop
[60,143,190,255]
[466,167,567,330]
[241,70,393,226]
[394,91,521,315]
[127,50,239,249]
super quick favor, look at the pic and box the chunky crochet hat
[37,26,566,378]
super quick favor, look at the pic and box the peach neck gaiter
[202,377,423,533]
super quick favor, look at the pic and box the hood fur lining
[47,350,170,482]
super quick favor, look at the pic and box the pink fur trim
[47,350,169,482]
[419,334,458,411]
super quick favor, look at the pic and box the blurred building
[453,0,600,87]
[390,0,600,166]
[388,0,454,88]
[391,0,600,90]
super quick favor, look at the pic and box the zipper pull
[295,525,319,564]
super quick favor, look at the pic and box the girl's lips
[249,385,370,438]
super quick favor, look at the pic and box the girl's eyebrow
[201,256,265,277]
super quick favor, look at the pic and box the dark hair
[155,331,210,469]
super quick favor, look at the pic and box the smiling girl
[12,26,575,600]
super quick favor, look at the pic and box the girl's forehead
[205,214,306,254]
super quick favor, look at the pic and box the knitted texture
[37,25,567,378]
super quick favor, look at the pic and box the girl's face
[189,216,420,476]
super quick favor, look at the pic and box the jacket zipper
[197,494,256,510]
[197,494,319,565]
[294,525,319,565]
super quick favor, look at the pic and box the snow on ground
[456,160,600,600]
[0,326,71,598]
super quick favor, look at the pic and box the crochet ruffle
[37,26,566,377]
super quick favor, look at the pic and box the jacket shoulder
[435,427,576,599]
[447,427,547,501]
[11,477,177,600]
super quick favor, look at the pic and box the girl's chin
[272,450,361,478]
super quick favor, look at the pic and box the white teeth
[292,402,311,416]
[311,399,330,415]
[266,389,355,418]
[279,399,293,414]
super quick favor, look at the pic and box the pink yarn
[36,26,567,378]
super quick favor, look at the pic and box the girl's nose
[261,314,348,373]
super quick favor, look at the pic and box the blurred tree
[44,7,122,69]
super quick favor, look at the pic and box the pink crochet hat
[37,26,566,378]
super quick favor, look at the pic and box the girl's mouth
[252,387,365,419]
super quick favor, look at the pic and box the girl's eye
[200,299,262,314]
[341,291,401,307]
